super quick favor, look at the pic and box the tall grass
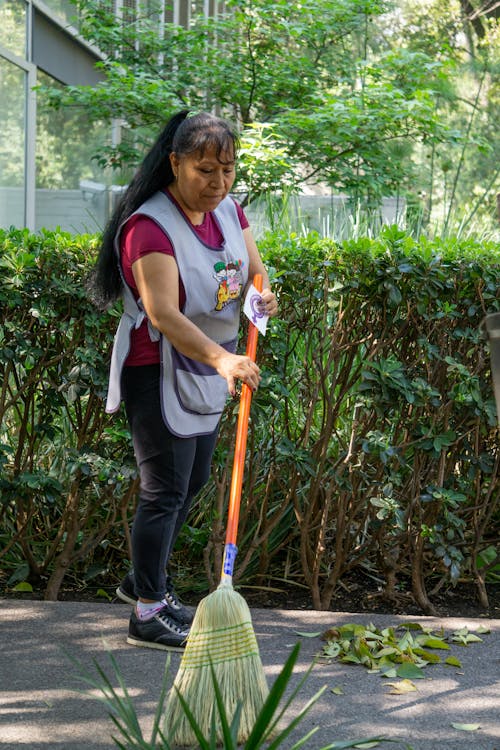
[244,188,500,244]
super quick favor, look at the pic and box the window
[35,70,110,232]
[0,56,27,228]
[38,0,81,28]
[0,0,27,57]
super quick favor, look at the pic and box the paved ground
[0,599,499,749]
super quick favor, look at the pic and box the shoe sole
[116,586,136,606]
[126,635,186,652]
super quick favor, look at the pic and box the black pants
[122,365,219,601]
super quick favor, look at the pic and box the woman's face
[169,144,236,222]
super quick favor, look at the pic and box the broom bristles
[164,584,269,746]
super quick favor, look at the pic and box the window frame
[0,44,37,229]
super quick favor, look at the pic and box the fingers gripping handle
[221,274,263,583]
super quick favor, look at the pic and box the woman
[91,110,277,651]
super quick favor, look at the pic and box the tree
[460,0,500,47]
[42,0,460,207]
[387,0,500,230]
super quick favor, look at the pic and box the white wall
[34,188,108,233]
[0,187,108,233]
[0,188,406,237]
[0,187,25,230]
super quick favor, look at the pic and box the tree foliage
[43,0,470,208]
[385,0,500,230]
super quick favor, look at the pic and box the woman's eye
[198,167,234,176]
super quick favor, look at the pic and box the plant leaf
[323,642,342,658]
[381,668,398,679]
[374,647,399,658]
[12,581,33,592]
[412,648,441,664]
[451,633,483,645]
[395,662,425,679]
[321,740,388,750]
[418,636,450,650]
[398,622,423,631]
[385,679,417,694]
[445,656,462,668]
[451,723,481,731]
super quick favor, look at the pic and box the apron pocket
[172,349,229,415]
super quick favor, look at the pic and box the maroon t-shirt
[120,189,249,365]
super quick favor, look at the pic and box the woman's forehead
[193,143,235,163]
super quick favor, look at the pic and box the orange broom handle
[225,273,263,549]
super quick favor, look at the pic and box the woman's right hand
[215,351,261,397]
[132,254,261,395]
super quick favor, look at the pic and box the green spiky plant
[71,642,412,749]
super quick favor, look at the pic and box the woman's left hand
[260,287,278,318]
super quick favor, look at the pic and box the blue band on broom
[164,274,269,745]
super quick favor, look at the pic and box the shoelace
[165,589,181,609]
[156,609,188,635]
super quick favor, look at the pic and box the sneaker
[116,570,194,626]
[127,606,190,652]
[165,575,194,626]
[115,571,136,606]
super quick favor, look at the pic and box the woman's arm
[131,252,261,396]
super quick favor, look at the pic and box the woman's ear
[169,152,179,178]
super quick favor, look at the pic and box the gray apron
[106,192,249,437]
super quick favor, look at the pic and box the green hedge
[0,228,135,600]
[0,226,498,612]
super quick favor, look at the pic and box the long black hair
[89,110,239,309]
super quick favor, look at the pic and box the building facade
[0,1,217,233]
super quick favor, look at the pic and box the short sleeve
[232,198,250,230]
[121,214,174,290]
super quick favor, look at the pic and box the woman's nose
[211,170,225,187]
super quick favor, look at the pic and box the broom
[164,274,269,745]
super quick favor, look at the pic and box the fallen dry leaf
[385,679,417,694]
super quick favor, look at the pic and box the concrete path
[0,599,498,749]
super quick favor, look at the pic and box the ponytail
[89,109,238,309]
[89,110,190,309]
